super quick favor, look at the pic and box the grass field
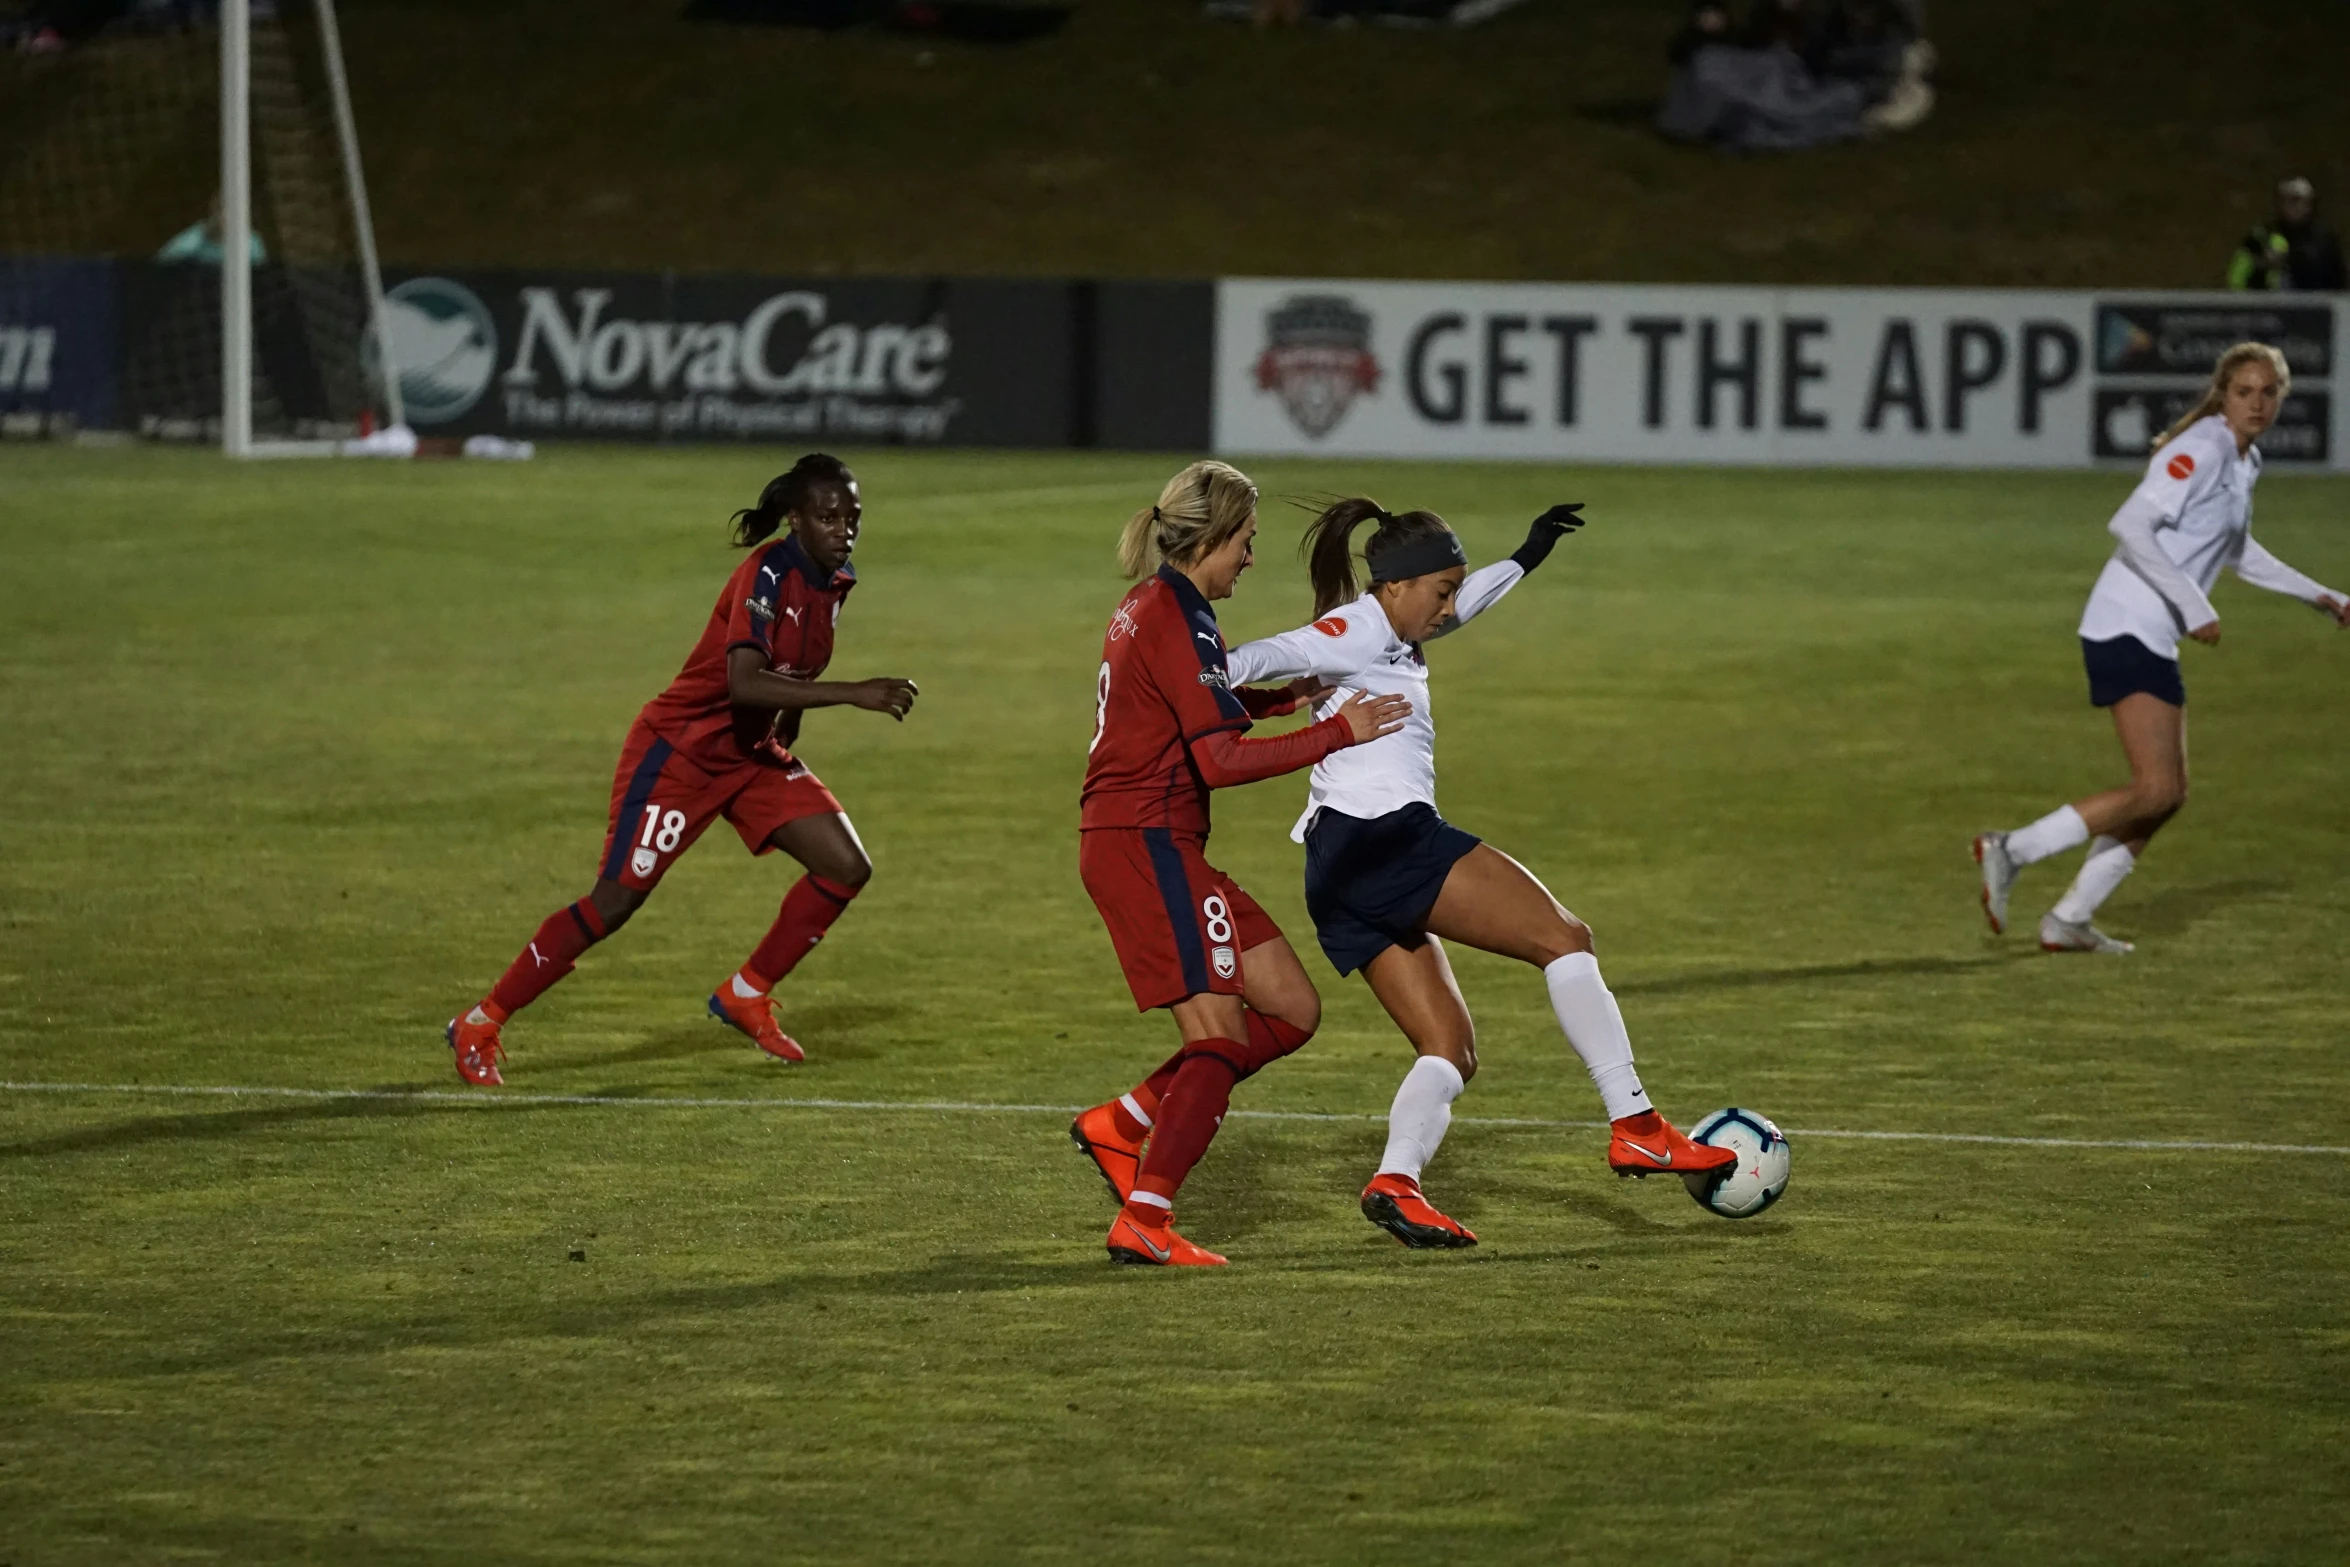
[4,445,2348,1564]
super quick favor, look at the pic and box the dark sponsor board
[2095,301,2334,379]
[0,256,119,431]
[2091,386,2330,464]
[382,270,1081,445]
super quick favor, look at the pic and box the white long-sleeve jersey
[2079,413,2340,658]
[1226,560,1523,842]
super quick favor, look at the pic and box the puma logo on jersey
[1194,630,1223,651]
[783,605,802,624]
[759,565,781,584]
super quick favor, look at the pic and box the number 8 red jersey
[1080,566,1254,835]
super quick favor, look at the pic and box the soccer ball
[1680,1108,1791,1219]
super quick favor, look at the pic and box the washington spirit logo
[1254,295,1381,439]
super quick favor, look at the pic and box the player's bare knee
[825,848,874,889]
[1530,914,1594,966]
[2133,779,2186,825]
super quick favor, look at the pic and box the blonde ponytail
[1118,460,1259,577]
[2152,341,2292,450]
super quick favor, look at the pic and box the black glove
[1511,503,1585,572]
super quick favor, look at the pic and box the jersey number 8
[1202,894,1234,945]
[1088,662,1111,756]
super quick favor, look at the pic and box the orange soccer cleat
[1105,1209,1226,1267]
[1360,1172,1478,1249]
[707,985,805,1063]
[1069,1101,1144,1204]
[446,1011,506,1087]
[1607,1110,1737,1179]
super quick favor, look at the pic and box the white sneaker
[1863,77,1936,133]
[1973,832,2018,934]
[2039,914,2133,955]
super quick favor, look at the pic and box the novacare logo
[502,289,949,398]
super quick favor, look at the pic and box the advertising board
[1216,281,2344,469]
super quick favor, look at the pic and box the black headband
[1367,530,1467,583]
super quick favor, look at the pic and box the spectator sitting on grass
[1657,0,1932,151]
[2228,177,2347,293]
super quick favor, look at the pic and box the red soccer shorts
[597,719,843,892]
[1079,827,1282,1011]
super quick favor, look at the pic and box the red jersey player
[1069,459,1409,1266]
[446,454,919,1085]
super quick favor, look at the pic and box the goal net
[0,0,400,451]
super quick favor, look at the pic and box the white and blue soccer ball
[1681,1108,1791,1219]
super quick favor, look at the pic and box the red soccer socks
[1131,1039,1245,1209]
[486,899,608,1018]
[1120,1009,1310,1137]
[742,873,861,992]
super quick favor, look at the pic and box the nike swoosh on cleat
[1624,1143,1672,1165]
[1131,1229,1171,1262]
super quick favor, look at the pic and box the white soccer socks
[1377,1055,1465,1181]
[2005,803,2089,866]
[1543,952,1654,1122]
[2052,834,2136,924]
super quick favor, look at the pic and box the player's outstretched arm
[726,647,919,720]
[1429,503,1585,641]
[1190,691,1409,788]
[2234,537,2350,627]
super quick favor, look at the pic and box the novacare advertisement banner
[380,269,1080,446]
[1215,281,2342,469]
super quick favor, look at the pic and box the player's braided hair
[732,453,856,547]
[1301,497,1456,616]
[2152,342,2292,451]
[1118,460,1259,577]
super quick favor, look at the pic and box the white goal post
[220,0,400,457]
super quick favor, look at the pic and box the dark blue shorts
[2082,635,2184,709]
[1302,803,1482,977]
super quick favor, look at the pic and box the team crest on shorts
[1211,945,1237,979]
[631,847,657,878]
[1254,294,1381,440]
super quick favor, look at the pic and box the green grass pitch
[3,445,2347,1564]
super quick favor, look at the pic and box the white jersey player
[1975,342,2348,953]
[1226,499,1734,1249]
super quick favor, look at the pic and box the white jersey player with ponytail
[1226,499,1734,1250]
[1975,342,2349,953]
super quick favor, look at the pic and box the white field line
[3,1080,2346,1157]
